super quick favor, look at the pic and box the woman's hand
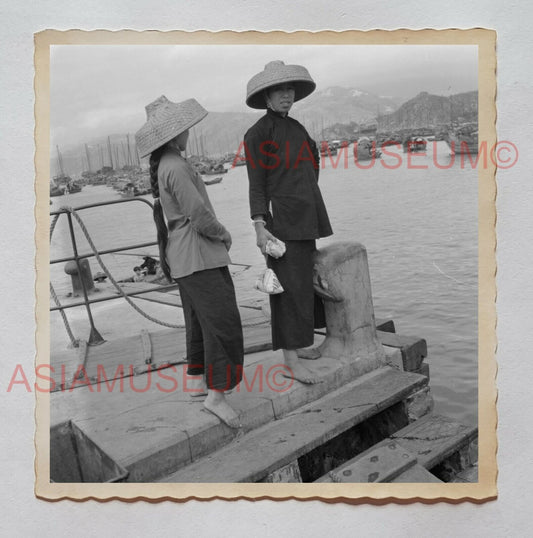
[221,229,232,251]
[254,222,276,255]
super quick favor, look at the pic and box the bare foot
[204,391,242,428]
[185,375,207,397]
[283,359,321,384]
[296,347,322,360]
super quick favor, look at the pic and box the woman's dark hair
[149,146,172,282]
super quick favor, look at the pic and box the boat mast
[85,144,92,173]
[56,145,65,177]
[126,134,133,166]
[114,145,120,169]
[107,136,114,169]
[199,131,205,157]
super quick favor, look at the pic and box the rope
[50,213,60,240]
[62,206,185,328]
[49,211,79,347]
[50,282,80,348]
[57,206,269,329]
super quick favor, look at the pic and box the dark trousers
[267,240,326,351]
[176,266,244,390]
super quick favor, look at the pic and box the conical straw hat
[135,96,208,158]
[246,60,316,109]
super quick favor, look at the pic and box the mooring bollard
[313,241,385,366]
[64,259,95,297]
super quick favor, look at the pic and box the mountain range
[377,91,478,131]
[53,87,477,176]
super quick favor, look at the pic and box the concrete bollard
[313,242,385,366]
[64,259,95,297]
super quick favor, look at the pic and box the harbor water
[49,140,478,427]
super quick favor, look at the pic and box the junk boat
[445,123,479,155]
[402,136,427,153]
[355,137,382,161]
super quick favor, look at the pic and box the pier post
[64,259,95,297]
[313,242,385,365]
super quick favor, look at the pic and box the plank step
[314,318,395,337]
[159,367,427,483]
[377,330,427,372]
[391,414,477,470]
[375,318,396,333]
[316,414,477,482]
[391,463,443,483]
[328,441,417,483]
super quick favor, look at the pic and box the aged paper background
[34,28,496,502]
[1,0,532,535]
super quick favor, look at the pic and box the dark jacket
[244,109,333,241]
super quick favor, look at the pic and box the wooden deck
[316,414,478,483]
[49,265,460,484]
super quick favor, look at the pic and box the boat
[64,181,83,194]
[119,181,150,197]
[402,136,427,153]
[320,143,338,156]
[50,184,65,197]
[134,186,151,196]
[119,182,137,198]
[203,176,223,186]
[445,123,478,155]
[203,165,228,175]
[355,137,382,161]
[52,146,73,188]
[231,156,247,167]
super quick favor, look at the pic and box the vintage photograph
[35,30,496,500]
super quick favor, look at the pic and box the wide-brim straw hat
[135,96,208,158]
[246,60,316,109]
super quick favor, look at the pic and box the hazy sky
[50,44,478,149]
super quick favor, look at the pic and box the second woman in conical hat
[135,96,243,428]
[243,61,333,384]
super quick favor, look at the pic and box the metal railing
[50,197,178,346]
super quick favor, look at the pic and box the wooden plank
[391,464,443,483]
[391,415,478,470]
[160,368,426,483]
[315,318,395,337]
[375,318,396,333]
[377,331,427,372]
[328,442,417,483]
[316,414,476,483]
[135,291,182,307]
[260,460,302,483]
[51,322,273,391]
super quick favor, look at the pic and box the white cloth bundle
[254,268,284,295]
[265,238,286,259]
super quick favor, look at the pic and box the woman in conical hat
[243,61,333,384]
[136,96,243,428]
